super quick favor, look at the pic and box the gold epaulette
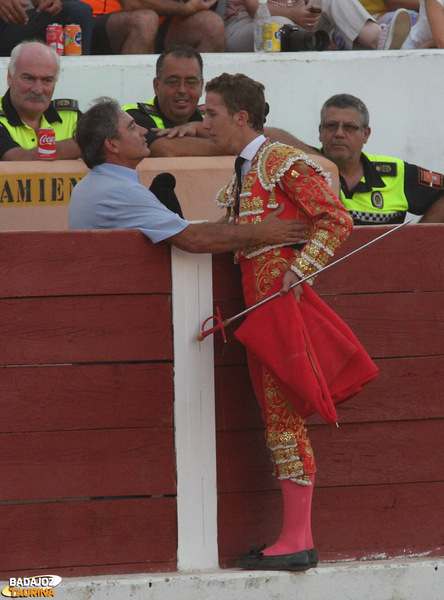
[257,142,307,190]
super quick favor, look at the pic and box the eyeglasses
[322,121,364,134]
[159,77,202,90]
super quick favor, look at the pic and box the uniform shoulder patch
[373,161,397,177]
[52,98,79,111]
[197,103,205,116]
[137,102,159,116]
[0,110,5,117]
[418,167,444,189]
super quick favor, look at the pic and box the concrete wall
[0,157,232,230]
[1,50,443,171]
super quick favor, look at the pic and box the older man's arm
[167,205,307,253]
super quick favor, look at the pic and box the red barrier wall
[0,225,442,577]
[0,231,177,577]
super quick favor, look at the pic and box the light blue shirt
[68,163,189,244]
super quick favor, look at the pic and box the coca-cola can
[38,128,56,160]
[46,24,64,55]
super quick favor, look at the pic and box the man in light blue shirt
[69,97,307,254]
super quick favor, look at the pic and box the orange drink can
[64,24,82,55]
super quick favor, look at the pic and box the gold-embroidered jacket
[215,141,353,282]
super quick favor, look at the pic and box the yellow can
[263,22,281,52]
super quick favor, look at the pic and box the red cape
[234,284,378,425]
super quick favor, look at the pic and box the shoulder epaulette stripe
[52,98,79,111]
[137,102,160,116]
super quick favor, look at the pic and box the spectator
[225,0,411,50]
[86,0,225,55]
[68,97,307,255]
[0,0,93,55]
[0,40,81,160]
[402,0,444,48]
[122,45,224,155]
[319,93,444,224]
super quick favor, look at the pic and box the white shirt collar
[238,134,266,162]
[236,134,267,180]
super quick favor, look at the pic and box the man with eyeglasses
[122,45,215,156]
[319,93,444,225]
[123,44,320,160]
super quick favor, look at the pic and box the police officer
[0,40,81,161]
[319,93,444,224]
[122,45,220,157]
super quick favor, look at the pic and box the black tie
[234,156,245,215]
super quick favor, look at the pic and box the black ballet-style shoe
[307,547,318,567]
[235,544,311,572]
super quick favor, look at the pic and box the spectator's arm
[0,0,29,24]
[149,121,231,156]
[148,135,230,157]
[243,0,321,29]
[420,196,444,223]
[424,0,444,48]
[155,121,209,139]
[118,0,217,15]
[264,126,318,154]
[1,138,81,160]
[383,1,419,10]
[35,0,62,15]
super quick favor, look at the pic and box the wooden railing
[0,225,442,577]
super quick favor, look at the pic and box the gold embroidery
[239,195,265,216]
[251,250,288,301]
[262,368,315,482]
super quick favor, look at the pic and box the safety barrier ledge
[3,557,439,600]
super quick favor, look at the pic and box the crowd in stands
[1,40,443,225]
[1,0,443,55]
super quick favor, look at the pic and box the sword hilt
[196,307,230,342]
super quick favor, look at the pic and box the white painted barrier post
[171,247,219,570]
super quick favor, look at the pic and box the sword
[196,220,412,341]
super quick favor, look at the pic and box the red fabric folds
[234,284,378,425]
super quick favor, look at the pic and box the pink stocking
[263,474,315,556]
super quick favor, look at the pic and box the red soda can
[46,24,64,55]
[38,128,56,160]
[64,24,82,55]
